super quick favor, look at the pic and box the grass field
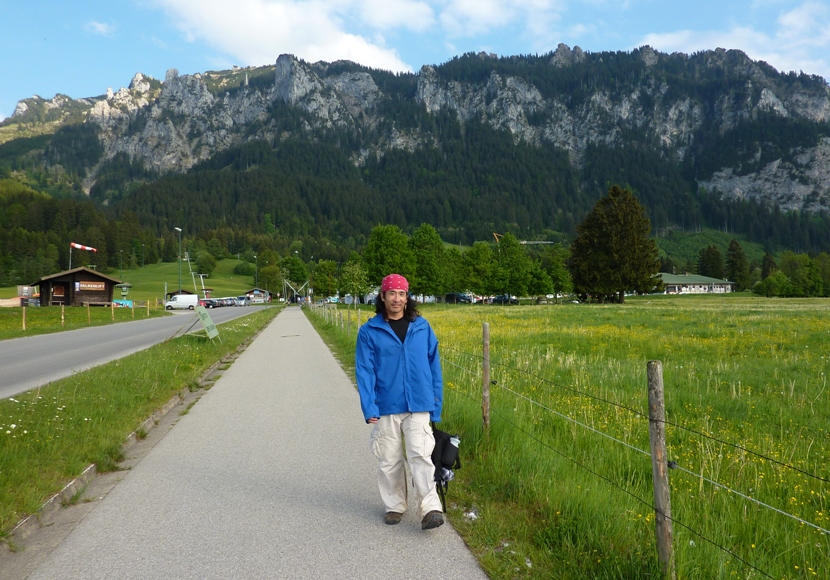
[0,305,281,540]
[307,296,829,579]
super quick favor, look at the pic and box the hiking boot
[421,510,444,530]
[384,511,403,525]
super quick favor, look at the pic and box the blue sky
[2,0,830,120]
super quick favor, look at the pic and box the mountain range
[2,44,830,257]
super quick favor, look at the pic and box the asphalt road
[14,307,487,579]
[0,306,270,400]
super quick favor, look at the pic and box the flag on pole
[70,242,98,252]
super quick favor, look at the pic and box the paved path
[9,307,486,579]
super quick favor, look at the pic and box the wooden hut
[32,267,122,307]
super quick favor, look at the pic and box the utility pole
[174,227,182,294]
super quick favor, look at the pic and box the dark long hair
[375,292,419,321]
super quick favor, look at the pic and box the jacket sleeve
[355,326,380,421]
[427,324,443,423]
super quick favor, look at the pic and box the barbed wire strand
[670,463,830,536]
[661,419,830,485]
[482,399,774,580]
[442,346,830,485]
[444,358,652,459]
[445,357,830,535]
[442,345,648,419]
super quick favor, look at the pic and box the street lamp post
[254,254,258,288]
[142,244,145,268]
[174,227,182,294]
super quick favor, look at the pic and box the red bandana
[381,274,409,292]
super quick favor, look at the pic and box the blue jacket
[355,314,443,422]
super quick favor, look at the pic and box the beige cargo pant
[370,412,443,518]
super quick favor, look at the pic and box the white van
[165,294,199,310]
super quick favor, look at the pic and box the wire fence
[308,304,829,578]
[442,345,828,578]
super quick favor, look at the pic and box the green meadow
[308,296,829,579]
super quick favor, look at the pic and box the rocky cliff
[4,46,830,212]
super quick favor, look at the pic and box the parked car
[445,292,472,304]
[491,294,519,304]
[235,296,250,306]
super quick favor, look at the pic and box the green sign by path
[195,306,219,340]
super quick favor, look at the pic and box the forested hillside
[3,46,830,288]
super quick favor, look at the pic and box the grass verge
[0,304,167,341]
[0,305,280,536]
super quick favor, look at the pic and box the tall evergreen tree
[697,245,724,279]
[726,239,751,290]
[569,185,661,303]
[761,252,777,279]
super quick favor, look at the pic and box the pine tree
[761,252,777,279]
[569,185,661,303]
[726,239,751,290]
[697,245,724,279]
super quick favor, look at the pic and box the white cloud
[150,0,568,71]
[638,1,830,81]
[84,21,116,38]
[776,1,830,47]
[150,0,418,71]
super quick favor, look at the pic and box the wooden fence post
[87,302,91,324]
[647,360,676,580]
[131,302,135,318]
[22,306,26,331]
[147,301,150,317]
[111,301,115,321]
[482,322,491,428]
[347,310,351,336]
[61,304,65,328]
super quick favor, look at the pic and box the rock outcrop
[7,46,830,211]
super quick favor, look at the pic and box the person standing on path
[355,273,445,530]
